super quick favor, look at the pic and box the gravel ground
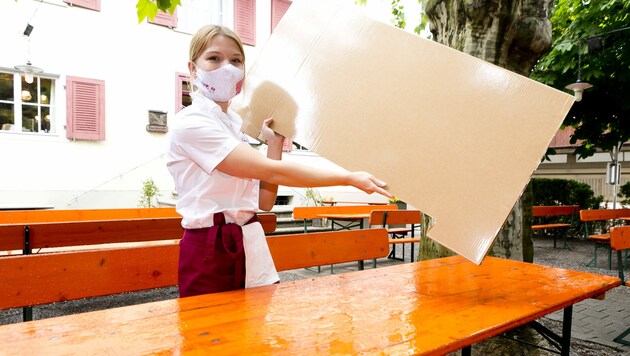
[1,235,628,355]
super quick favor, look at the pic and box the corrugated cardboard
[232,0,574,264]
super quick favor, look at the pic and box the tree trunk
[419,0,552,263]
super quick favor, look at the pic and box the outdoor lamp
[14,61,43,84]
[606,162,621,185]
[565,47,592,102]
[565,80,593,102]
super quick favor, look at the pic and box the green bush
[531,178,603,238]
[618,181,630,205]
[532,178,603,209]
[138,178,160,208]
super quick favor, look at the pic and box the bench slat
[0,225,24,251]
[28,218,185,249]
[369,210,422,226]
[588,234,611,242]
[389,238,420,244]
[532,223,570,230]
[266,228,389,271]
[579,208,630,222]
[532,205,579,217]
[610,226,630,250]
[0,213,276,253]
[0,208,181,224]
[0,243,180,309]
[293,204,397,220]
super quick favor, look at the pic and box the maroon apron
[178,213,259,298]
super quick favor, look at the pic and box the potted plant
[303,188,328,227]
[389,196,407,210]
[138,178,160,208]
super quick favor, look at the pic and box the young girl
[167,25,392,297]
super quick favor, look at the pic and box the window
[63,0,100,11]
[0,72,56,134]
[175,72,192,113]
[234,0,256,46]
[271,0,291,32]
[66,76,105,141]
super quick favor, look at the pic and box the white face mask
[193,64,244,102]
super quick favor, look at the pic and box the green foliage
[531,0,630,159]
[531,178,603,209]
[532,178,603,238]
[302,188,323,207]
[619,181,630,205]
[390,0,406,29]
[138,178,160,208]
[136,0,180,23]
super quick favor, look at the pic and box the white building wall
[12,1,621,210]
[1,0,398,210]
[0,0,268,209]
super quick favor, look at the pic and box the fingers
[369,176,387,189]
[351,172,393,199]
[369,180,393,199]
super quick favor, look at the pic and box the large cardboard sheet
[233,0,574,264]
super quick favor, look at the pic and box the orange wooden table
[0,256,620,355]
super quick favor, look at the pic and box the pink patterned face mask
[193,64,244,102]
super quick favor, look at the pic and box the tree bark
[419,0,552,262]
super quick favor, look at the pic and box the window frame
[175,72,191,113]
[0,71,57,135]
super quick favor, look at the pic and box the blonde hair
[189,25,245,77]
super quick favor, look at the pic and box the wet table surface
[0,256,620,355]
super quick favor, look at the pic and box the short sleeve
[171,115,242,174]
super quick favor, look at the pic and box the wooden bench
[610,226,630,346]
[0,210,276,321]
[579,208,630,269]
[531,205,579,249]
[0,207,184,255]
[293,204,398,232]
[0,209,277,255]
[369,210,422,265]
[609,226,630,284]
[0,228,388,322]
[293,204,397,272]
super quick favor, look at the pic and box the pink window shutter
[271,0,291,32]
[63,0,100,11]
[234,0,256,46]
[149,10,178,28]
[66,76,105,141]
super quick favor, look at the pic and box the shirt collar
[191,91,243,129]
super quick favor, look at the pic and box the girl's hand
[348,171,393,199]
[260,118,285,145]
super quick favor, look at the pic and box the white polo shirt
[166,92,259,228]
